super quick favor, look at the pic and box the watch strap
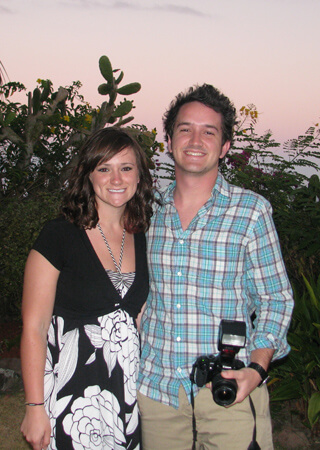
[248,362,268,387]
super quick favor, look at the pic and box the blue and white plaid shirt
[138,173,294,408]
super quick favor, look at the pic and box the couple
[21,84,293,450]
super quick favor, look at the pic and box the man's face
[168,101,230,178]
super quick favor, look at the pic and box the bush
[0,192,61,320]
[269,275,320,430]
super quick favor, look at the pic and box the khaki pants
[138,385,273,450]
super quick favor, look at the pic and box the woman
[20,127,154,450]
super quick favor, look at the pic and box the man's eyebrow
[176,121,219,131]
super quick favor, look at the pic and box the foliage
[0,55,161,199]
[219,105,320,284]
[0,55,162,321]
[0,191,61,319]
[269,275,320,429]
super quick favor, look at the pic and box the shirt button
[176,336,181,342]
[177,271,182,276]
[177,304,181,309]
[179,239,184,244]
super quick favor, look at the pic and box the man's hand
[220,367,262,405]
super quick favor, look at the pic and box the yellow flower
[50,126,56,133]
[85,114,92,123]
[37,78,42,84]
[63,115,70,122]
[243,129,247,134]
[152,128,157,135]
[159,142,165,152]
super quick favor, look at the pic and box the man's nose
[189,129,202,146]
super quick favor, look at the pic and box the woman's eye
[122,166,133,171]
[97,167,108,172]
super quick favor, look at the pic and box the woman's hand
[21,406,51,450]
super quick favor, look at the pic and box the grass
[0,390,30,449]
[1,386,319,449]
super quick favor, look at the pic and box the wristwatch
[248,362,269,387]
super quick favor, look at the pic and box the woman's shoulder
[40,216,79,234]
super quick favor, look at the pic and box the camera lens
[211,374,237,406]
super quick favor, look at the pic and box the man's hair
[61,127,154,233]
[163,84,237,146]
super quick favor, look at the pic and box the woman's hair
[61,127,154,233]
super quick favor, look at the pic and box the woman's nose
[110,170,122,184]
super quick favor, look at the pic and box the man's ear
[220,141,230,159]
[168,137,173,154]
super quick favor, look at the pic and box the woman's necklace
[97,223,126,273]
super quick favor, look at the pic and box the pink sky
[1,0,320,155]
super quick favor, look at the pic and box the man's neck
[173,171,219,230]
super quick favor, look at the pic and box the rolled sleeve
[246,202,294,360]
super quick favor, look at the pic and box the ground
[1,322,319,449]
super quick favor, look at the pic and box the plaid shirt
[138,173,294,408]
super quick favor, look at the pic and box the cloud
[0,4,14,14]
[59,0,208,17]
[154,4,208,17]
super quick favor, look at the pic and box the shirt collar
[161,172,231,206]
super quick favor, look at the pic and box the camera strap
[190,384,197,450]
[247,395,261,450]
[189,388,260,450]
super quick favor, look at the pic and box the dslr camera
[190,320,246,406]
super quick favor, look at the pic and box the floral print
[85,310,139,405]
[44,311,140,449]
[63,386,126,449]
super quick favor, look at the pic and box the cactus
[117,83,141,96]
[99,56,113,84]
[32,88,41,115]
[115,71,124,85]
[40,80,51,102]
[112,101,133,118]
[98,83,112,96]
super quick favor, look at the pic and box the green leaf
[302,274,320,312]
[4,110,16,126]
[270,378,302,401]
[308,392,320,426]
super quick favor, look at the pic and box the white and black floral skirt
[44,310,140,449]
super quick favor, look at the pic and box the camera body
[190,320,246,406]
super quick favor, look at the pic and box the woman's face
[89,146,140,212]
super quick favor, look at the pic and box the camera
[190,320,246,406]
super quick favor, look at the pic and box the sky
[1,0,320,159]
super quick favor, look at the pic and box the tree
[0,55,162,199]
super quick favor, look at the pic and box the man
[138,84,293,449]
